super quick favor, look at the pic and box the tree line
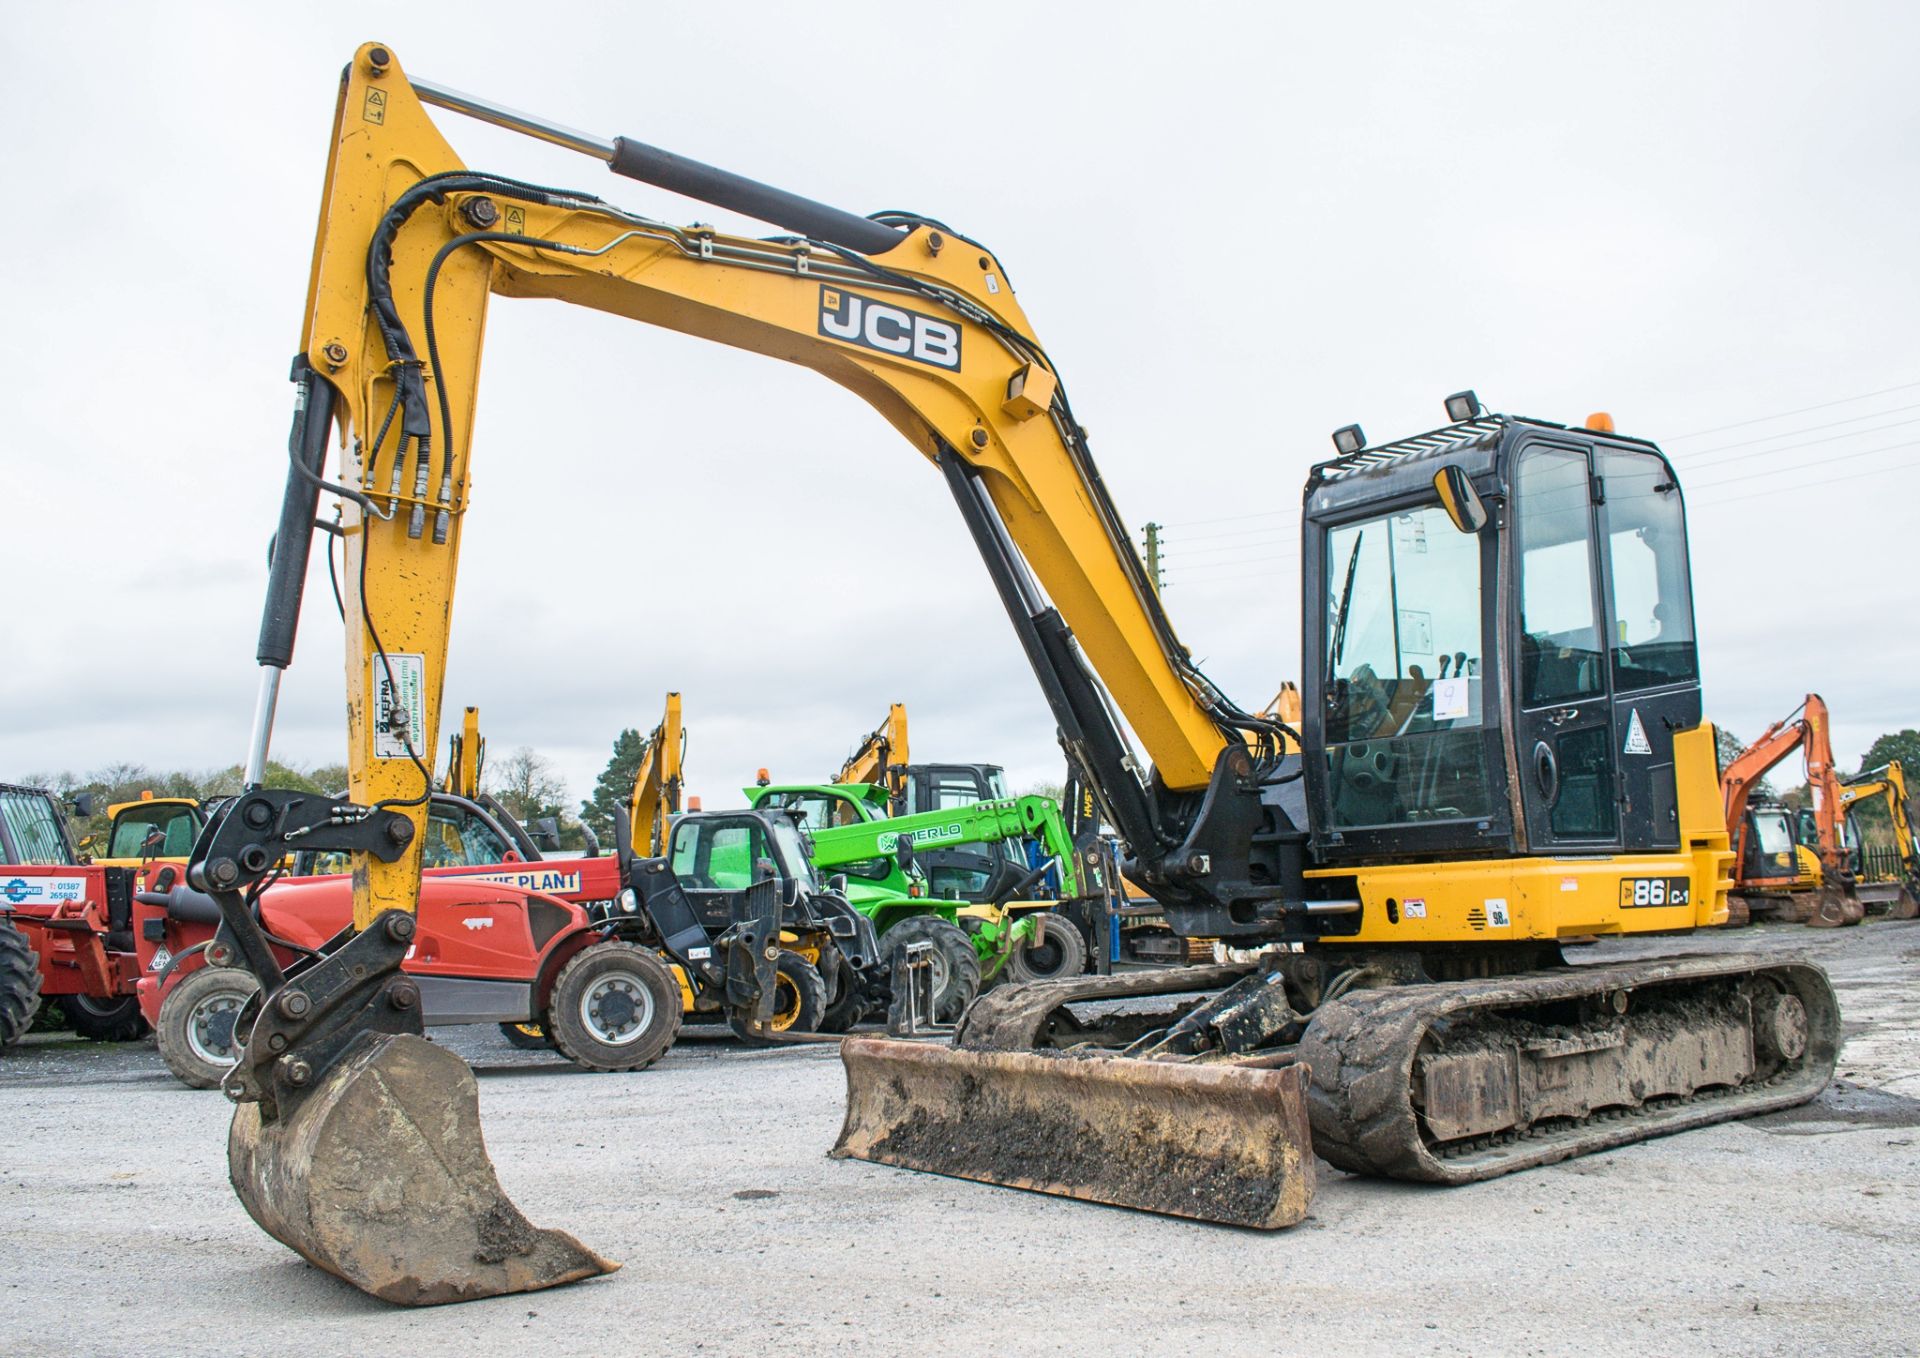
[17,725,1918,860]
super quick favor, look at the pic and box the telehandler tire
[547,942,682,1072]
[881,916,980,1022]
[157,965,259,1088]
[1003,914,1088,985]
[730,951,827,1045]
[0,917,41,1050]
[818,952,862,1034]
[63,994,150,1042]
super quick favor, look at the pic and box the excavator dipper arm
[834,703,911,809]
[626,693,685,859]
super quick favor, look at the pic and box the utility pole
[1141,522,1165,593]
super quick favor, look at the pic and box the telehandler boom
[193,43,1838,1305]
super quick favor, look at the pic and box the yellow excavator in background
[1838,761,1920,917]
[627,692,685,858]
[440,705,484,799]
[188,44,1839,1306]
[833,702,909,812]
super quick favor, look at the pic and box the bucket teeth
[229,1032,617,1305]
[832,1036,1315,1229]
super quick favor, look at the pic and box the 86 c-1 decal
[1619,876,1691,908]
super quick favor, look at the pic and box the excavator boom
[626,693,685,859]
[835,703,910,806]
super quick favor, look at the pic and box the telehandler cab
[190,43,1837,1303]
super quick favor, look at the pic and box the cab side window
[1598,448,1699,691]
[1517,448,1605,706]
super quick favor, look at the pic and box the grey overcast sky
[3,2,1916,809]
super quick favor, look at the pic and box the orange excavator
[1721,694,1862,927]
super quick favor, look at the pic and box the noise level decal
[1623,709,1652,756]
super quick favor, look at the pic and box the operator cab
[1794,806,1864,876]
[1303,402,1700,864]
[665,809,823,932]
[104,799,206,860]
[0,784,80,865]
[1740,804,1800,883]
[903,762,1023,899]
[296,793,533,875]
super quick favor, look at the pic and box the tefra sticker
[373,653,427,760]
[1484,898,1511,928]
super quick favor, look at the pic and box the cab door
[1511,442,1621,852]
[1592,446,1702,852]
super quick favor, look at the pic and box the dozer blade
[230,1032,617,1306]
[832,1036,1315,1229]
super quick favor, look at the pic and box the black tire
[546,942,682,1072]
[729,950,827,1046]
[156,966,260,1089]
[881,915,981,1023]
[1003,914,1089,985]
[498,1021,553,1051]
[817,950,862,1034]
[62,994,150,1042]
[0,917,41,1050]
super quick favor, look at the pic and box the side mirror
[1433,465,1488,535]
[827,873,848,895]
[894,834,916,871]
[580,824,602,858]
[527,816,561,850]
[71,793,97,819]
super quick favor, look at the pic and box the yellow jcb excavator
[627,691,685,858]
[188,44,1838,1306]
[440,705,485,799]
[1838,760,1920,917]
[833,702,909,812]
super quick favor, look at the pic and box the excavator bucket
[229,1032,616,1306]
[832,1037,1315,1229]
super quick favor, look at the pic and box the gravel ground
[4,921,1916,1357]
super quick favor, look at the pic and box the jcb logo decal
[819,287,961,370]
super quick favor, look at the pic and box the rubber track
[1296,952,1840,1184]
[0,917,42,1049]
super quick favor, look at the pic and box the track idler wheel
[230,1032,615,1305]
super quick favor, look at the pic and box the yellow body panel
[1314,721,1732,943]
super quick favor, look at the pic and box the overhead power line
[1665,380,1920,441]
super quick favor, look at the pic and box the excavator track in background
[840,951,1837,1200]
